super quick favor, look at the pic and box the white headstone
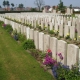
[50,37,57,59]
[39,32,44,51]
[70,26,75,39]
[64,25,69,37]
[54,23,58,31]
[77,22,80,41]
[68,21,71,26]
[26,27,30,39]
[41,21,44,29]
[59,24,63,37]
[79,49,80,72]
[34,30,39,49]
[57,40,67,65]
[50,22,53,30]
[30,29,34,40]
[67,44,79,68]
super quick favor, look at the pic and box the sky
[0,0,80,7]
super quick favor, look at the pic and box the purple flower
[58,53,63,60]
[43,56,53,65]
[3,24,6,27]
[62,65,69,70]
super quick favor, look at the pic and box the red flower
[47,49,52,53]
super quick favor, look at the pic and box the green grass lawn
[0,23,54,80]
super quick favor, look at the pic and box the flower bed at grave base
[42,49,80,80]
[1,20,80,80]
[4,17,80,48]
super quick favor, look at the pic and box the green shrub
[48,30,54,34]
[5,24,13,33]
[57,65,80,80]
[18,33,26,42]
[0,21,4,25]
[22,39,35,50]
[13,30,17,35]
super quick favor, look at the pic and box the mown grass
[0,22,54,80]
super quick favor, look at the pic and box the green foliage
[18,33,26,42]
[48,30,54,34]
[4,24,13,33]
[65,35,70,39]
[3,0,6,7]
[22,39,35,50]
[12,31,26,41]
[12,30,17,35]
[31,8,37,11]
[0,11,42,14]
[0,25,54,80]
[0,21,4,25]
[71,14,75,17]
[69,4,72,9]
[57,65,80,80]
[37,25,43,31]
[57,0,66,13]
[54,30,59,36]
[11,3,14,7]
[18,3,24,8]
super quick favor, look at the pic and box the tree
[11,3,14,10]
[6,0,10,7]
[0,5,2,8]
[69,4,72,9]
[18,4,24,10]
[11,3,14,7]
[53,6,55,9]
[3,0,6,8]
[31,8,37,11]
[34,0,45,11]
[57,0,66,13]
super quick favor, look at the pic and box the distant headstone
[59,24,63,37]
[70,26,75,39]
[64,25,69,37]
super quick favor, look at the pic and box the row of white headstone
[0,16,80,69]
[2,13,80,40]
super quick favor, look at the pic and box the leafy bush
[65,33,70,39]
[43,49,80,80]
[48,30,54,34]
[22,39,35,50]
[13,34,18,41]
[12,31,26,42]
[4,24,13,33]
[0,21,4,25]
[43,49,56,69]
[12,30,18,40]
[56,65,80,80]
[18,33,26,42]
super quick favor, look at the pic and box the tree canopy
[34,0,45,11]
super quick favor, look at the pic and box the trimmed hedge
[0,11,42,14]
